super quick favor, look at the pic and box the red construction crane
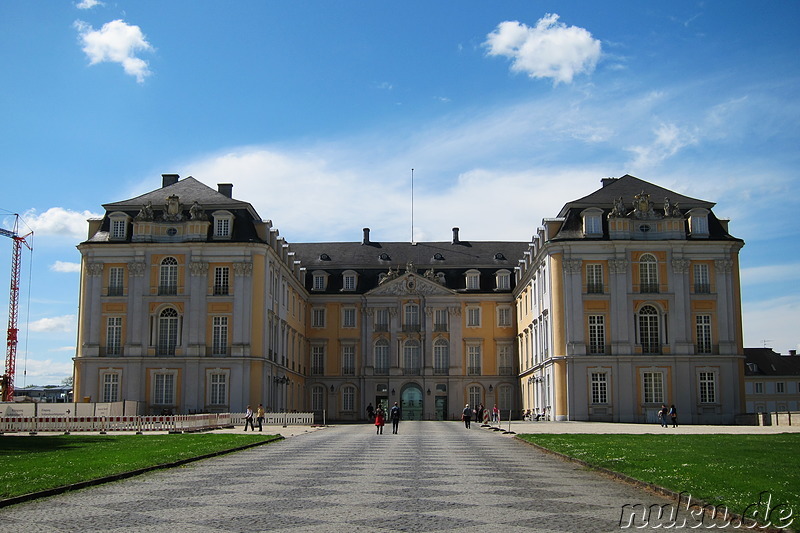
[0,215,33,402]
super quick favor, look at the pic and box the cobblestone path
[1,422,742,532]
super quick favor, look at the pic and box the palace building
[74,173,746,423]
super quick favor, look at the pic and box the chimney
[790,350,797,356]
[218,183,233,198]
[601,177,618,188]
[362,228,370,245]
[162,174,179,188]
[452,227,460,245]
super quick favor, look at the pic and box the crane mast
[0,216,33,402]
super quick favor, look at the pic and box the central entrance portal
[401,383,423,420]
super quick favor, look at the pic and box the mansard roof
[744,348,800,377]
[557,174,714,217]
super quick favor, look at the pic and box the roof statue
[163,195,183,222]
[189,201,207,221]
[134,201,154,222]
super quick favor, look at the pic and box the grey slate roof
[744,348,800,376]
[557,174,714,217]
[103,177,251,213]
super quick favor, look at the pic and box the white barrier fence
[230,412,315,426]
[0,413,233,434]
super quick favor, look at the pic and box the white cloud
[743,295,800,354]
[741,264,800,286]
[484,14,601,84]
[76,0,104,9]
[16,358,74,385]
[21,207,100,239]
[50,261,82,273]
[28,315,76,333]
[627,122,698,169]
[74,19,153,83]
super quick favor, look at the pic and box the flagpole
[411,168,415,244]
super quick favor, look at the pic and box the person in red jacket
[374,406,385,434]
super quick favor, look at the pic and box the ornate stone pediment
[367,272,455,297]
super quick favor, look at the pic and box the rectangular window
[312,308,326,328]
[102,373,119,402]
[343,387,355,411]
[342,345,355,375]
[498,345,512,375]
[313,275,325,291]
[215,218,230,237]
[467,273,480,290]
[404,304,419,328]
[214,267,230,295]
[106,317,122,356]
[212,316,228,355]
[699,372,716,403]
[755,382,764,394]
[154,374,175,405]
[209,373,227,405]
[497,273,510,290]
[467,307,481,327]
[776,382,786,394]
[588,315,605,354]
[111,219,126,239]
[343,274,356,291]
[108,267,124,296]
[312,387,324,411]
[696,314,712,354]
[591,373,607,404]
[643,372,664,404]
[342,308,356,328]
[693,263,710,294]
[434,309,448,331]
[311,345,325,375]
[467,345,481,375]
[497,307,511,327]
[586,264,603,294]
[375,308,389,331]
[584,215,602,235]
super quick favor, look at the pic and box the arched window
[403,340,420,375]
[468,385,482,408]
[498,384,513,411]
[158,307,179,355]
[159,257,178,295]
[433,339,449,374]
[638,305,660,354]
[374,339,389,375]
[639,254,658,293]
[342,385,356,412]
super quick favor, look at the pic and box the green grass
[518,434,799,526]
[0,433,281,500]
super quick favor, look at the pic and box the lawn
[517,433,798,528]
[0,433,281,500]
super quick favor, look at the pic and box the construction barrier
[231,412,314,426]
[0,413,233,434]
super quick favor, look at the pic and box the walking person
[366,402,374,422]
[492,404,500,424]
[668,404,678,427]
[462,404,472,429]
[658,404,668,428]
[374,406,385,434]
[390,401,401,434]
[256,403,265,431]
[243,405,255,431]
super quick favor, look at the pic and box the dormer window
[312,271,328,291]
[688,208,709,238]
[212,211,233,240]
[465,269,480,290]
[109,212,129,240]
[342,270,357,291]
[495,269,511,291]
[581,208,604,237]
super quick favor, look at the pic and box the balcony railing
[100,347,122,357]
[498,366,514,375]
[342,366,355,376]
[587,344,610,355]
[403,367,421,375]
[402,324,421,333]
[639,343,661,355]
[374,323,389,332]
[374,367,389,375]
[158,285,178,296]
[213,285,229,296]
[433,368,449,375]
[311,366,324,375]
[433,323,448,332]
[107,286,124,297]
[694,283,711,294]
[639,284,660,294]
[468,366,481,376]
[207,346,229,356]
[586,283,604,294]
[695,343,718,355]
[156,345,177,356]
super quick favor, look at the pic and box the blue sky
[0,1,798,386]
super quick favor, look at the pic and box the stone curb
[0,435,283,509]
[511,434,792,533]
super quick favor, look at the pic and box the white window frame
[342,270,357,291]
[468,385,482,408]
[637,305,661,354]
[639,253,659,293]
[688,208,710,237]
[374,339,389,374]
[465,269,480,290]
[311,385,325,411]
[434,338,449,374]
[403,340,420,374]
[588,314,605,354]
[466,306,481,328]
[109,212,129,240]
[693,263,710,294]
[213,267,230,295]
[581,208,604,236]
[106,316,122,356]
[159,257,179,295]
[342,307,357,328]
[467,344,481,375]
[591,372,608,404]
[157,307,180,355]
[151,370,177,406]
[586,263,603,294]
[642,371,664,404]
[696,314,712,354]
[699,371,716,404]
[102,371,120,402]
[497,344,512,375]
[108,267,124,296]
[312,271,328,291]
[312,308,326,328]
[497,307,512,328]
[404,303,420,329]
[311,344,325,375]
[212,316,228,356]
[498,384,513,411]
[342,345,356,375]
[207,369,229,406]
[496,270,511,291]
[212,210,233,239]
[375,309,389,331]
[342,386,355,412]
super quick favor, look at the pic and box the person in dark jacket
[462,404,472,429]
[390,402,401,434]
